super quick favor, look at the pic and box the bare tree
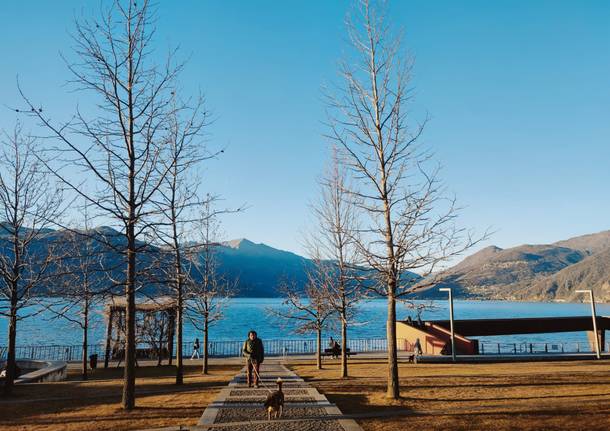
[307,148,361,378]
[154,99,212,384]
[18,0,182,409]
[185,198,236,374]
[270,277,333,370]
[45,206,111,380]
[139,309,170,367]
[0,124,63,395]
[326,0,484,398]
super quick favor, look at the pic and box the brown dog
[264,378,285,420]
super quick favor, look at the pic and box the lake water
[1,298,609,348]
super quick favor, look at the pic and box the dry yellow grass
[3,357,610,431]
[0,362,239,431]
[290,358,610,431]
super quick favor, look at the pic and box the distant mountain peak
[224,238,256,249]
[450,244,503,272]
[93,226,122,236]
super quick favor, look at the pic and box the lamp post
[575,289,601,359]
[439,287,456,362]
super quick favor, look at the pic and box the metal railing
[5,339,603,362]
[181,337,393,358]
[0,337,398,362]
[479,341,610,355]
[0,344,108,362]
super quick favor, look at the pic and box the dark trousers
[246,359,260,386]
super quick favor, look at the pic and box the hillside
[553,231,610,255]
[517,247,610,301]
[419,230,610,302]
[0,227,313,297]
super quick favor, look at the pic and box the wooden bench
[321,348,356,358]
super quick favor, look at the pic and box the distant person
[332,340,341,359]
[191,338,201,360]
[407,316,413,325]
[328,337,335,349]
[413,338,423,363]
[243,330,265,387]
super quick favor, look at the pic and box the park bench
[321,347,356,358]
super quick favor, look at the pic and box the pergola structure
[103,296,177,368]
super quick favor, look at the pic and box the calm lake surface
[2,298,609,348]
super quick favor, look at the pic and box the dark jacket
[242,338,264,363]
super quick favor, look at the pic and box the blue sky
[1,1,609,259]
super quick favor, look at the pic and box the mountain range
[422,230,610,302]
[2,226,610,301]
[0,227,312,297]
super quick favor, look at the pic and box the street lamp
[439,287,456,362]
[575,289,601,359]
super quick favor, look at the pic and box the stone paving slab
[224,396,316,403]
[206,420,345,431]
[197,360,363,431]
[215,406,327,423]
[229,388,309,396]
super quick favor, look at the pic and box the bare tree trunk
[341,312,348,378]
[3,232,21,396]
[176,281,184,384]
[123,224,137,410]
[316,327,322,370]
[157,320,165,367]
[386,292,399,399]
[3,299,18,396]
[174,208,184,383]
[104,310,113,369]
[167,313,174,366]
[82,303,89,381]
[203,317,209,375]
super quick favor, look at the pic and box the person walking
[243,330,265,387]
[413,338,423,363]
[191,338,201,360]
[414,338,423,354]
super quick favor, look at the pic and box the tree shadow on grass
[323,391,415,415]
[0,363,240,426]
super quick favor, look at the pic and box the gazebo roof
[105,296,176,313]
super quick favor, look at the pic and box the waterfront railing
[479,341,605,355]
[2,339,606,362]
[0,337,394,362]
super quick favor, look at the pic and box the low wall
[0,359,68,384]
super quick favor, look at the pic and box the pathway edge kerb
[197,387,230,426]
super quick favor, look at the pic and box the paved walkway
[196,360,362,431]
